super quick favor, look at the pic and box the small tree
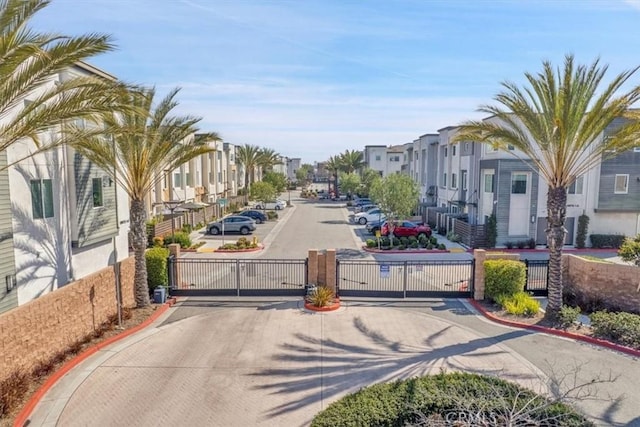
[360,168,381,197]
[338,172,360,197]
[250,181,277,209]
[618,234,640,266]
[486,213,497,248]
[262,171,287,194]
[370,174,419,245]
[576,214,590,249]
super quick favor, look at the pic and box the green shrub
[163,231,192,248]
[399,236,409,246]
[181,223,193,234]
[426,243,434,250]
[409,241,419,249]
[484,259,526,301]
[496,292,540,316]
[429,236,438,245]
[446,231,461,243]
[418,234,428,246]
[527,238,536,249]
[590,311,640,349]
[267,211,278,220]
[408,236,418,245]
[380,236,390,247]
[146,247,169,291]
[307,286,335,307]
[516,240,526,249]
[397,244,406,250]
[311,372,591,427]
[437,243,446,250]
[557,305,582,329]
[365,239,376,248]
[576,214,589,249]
[486,213,497,248]
[505,241,514,249]
[618,234,640,266]
[590,234,626,249]
[152,236,164,247]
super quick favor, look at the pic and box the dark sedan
[237,209,268,224]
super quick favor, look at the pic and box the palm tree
[454,55,640,320]
[236,144,261,191]
[325,155,342,195]
[256,147,281,176]
[339,149,365,174]
[0,0,125,166]
[71,87,219,307]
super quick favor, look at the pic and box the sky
[32,0,640,163]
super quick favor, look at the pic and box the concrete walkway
[25,298,640,427]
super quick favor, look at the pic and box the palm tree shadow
[250,315,534,419]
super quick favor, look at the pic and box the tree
[250,181,277,208]
[296,163,313,184]
[72,87,219,307]
[256,148,281,174]
[262,171,287,194]
[325,155,341,194]
[454,55,640,321]
[236,144,261,190]
[370,174,419,244]
[618,234,640,266]
[360,167,382,197]
[338,172,360,197]
[0,0,127,168]
[338,149,364,173]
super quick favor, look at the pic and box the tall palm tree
[236,144,261,191]
[256,148,281,175]
[339,149,365,174]
[0,0,124,166]
[325,155,341,194]
[454,55,640,320]
[71,87,219,307]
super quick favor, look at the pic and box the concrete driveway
[30,299,551,427]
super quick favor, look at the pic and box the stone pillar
[473,249,486,300]
[168,244,181,289]
[325,249,336,294]
[317,252,326,286]
[308,249,318,285]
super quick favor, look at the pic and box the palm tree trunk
[130,198,150,307]
[544,186,567,321]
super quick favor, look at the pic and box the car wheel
[256,218,264,224]
[240,226,250,235]
[210,227,220,235]
[275,205,282,210]
[358,217,367,225]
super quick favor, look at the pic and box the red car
[381,220,432,238]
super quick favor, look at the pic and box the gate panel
[337,260,405,298]
[405,260,474,298]
[169,258,239,296]
[525,259,549,296]
[239,259,307,296]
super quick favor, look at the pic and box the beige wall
[0,257,135,380]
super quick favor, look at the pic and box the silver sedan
[207,216,256,235]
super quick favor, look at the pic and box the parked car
[366,219,386,235]
[237,209,268,224]
[353,198,372,207]
[207,216,256,235]
[381,221,432,238]
[352,208,386,225]
[354,203,377,213]
[255,199,286,210]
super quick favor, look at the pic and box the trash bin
[153,286,166,304]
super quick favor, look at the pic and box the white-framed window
[451,173,457,189]
[31,179,54,219]
[173,173,181,187]
[511,173,527,194]
[444,147,448,157]
[614,174,629,194]
[568,176,584,195]
[375,155,381,161]
[218,172,222,183]
[92,178,103,207]
[484,174,494,193]
[462,172,468,190]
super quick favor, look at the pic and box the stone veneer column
[325,249,336,293]
[308,249,318,285]
[473,249,486,300]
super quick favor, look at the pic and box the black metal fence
[336,259,474,298]
[167,256,307,297]
[524,259,549,296]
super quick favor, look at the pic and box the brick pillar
[308,249,318,285]
[168,244,181,289]
[317,252,326,286]
[325,249,336,294]
[473,249,486,300]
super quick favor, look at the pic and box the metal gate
[336,259,474,298]
[524,259,549,296]
[167,257,307,297]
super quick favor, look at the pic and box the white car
[255,199,286,210]
[352,208,386,225]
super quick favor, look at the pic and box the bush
[590,311,640,349]
[486,213,497,248]
[557,305,582,329]
[307,286,335,307]
[366,239,376,248]
[618,234,640,266]
[505,241,514,249]
[516,240,526,249]
[181,223,193,234]
[484,259,526,301]
[496,292,540,316]
[590,234,626,249]
[418,234,429,246]
[399,236,409,246]
[163,231,192,248]
[152,236,164,247]
[446,231,461,243]
[527,238,536,249]
[408,236,418,245]
[437,243,446,250]
[266,211,278,220]
[429,236,438,245]
[426,243,434,250]
[576,214,589,249]
[379,236,390,247]
[311,372,591,427]
[146,247,169,291]
[409,241,419,249]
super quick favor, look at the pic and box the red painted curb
[467,299,640,358]
[304,299,341,312]
[362,246,450,254]
[14,300,176,427]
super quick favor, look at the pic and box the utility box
[153,286,166,304]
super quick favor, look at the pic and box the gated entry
[336,259,474,298]
[167,257,307,297]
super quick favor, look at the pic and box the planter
[304,297,341,312]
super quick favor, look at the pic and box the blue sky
[33,0,640,163]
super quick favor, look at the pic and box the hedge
[589,234,626,249]
[311,372,591,426]
[484,259,526,301]
[590,311,640,350]
[146,247,169,291]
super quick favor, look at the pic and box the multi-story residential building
[286,157,301,182]
[0,62,130,314]
[363,144,405,177]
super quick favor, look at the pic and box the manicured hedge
[146,247,169,291]
[589,234,626,249]
[311,372,591,426]
[484,259,526,301]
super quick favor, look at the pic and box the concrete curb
[467,299,640,358]
[13,299,177,427]
[361,246,450,254]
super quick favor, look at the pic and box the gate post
[236,259,241,297]
[325,249,336,295]
[168,244,181,290]
[473,249,486,300]
[403,261,408,298]
[308,249,319,285]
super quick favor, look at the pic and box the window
[451,173,457,189]
[634,147,640,153]
[217,151,222,160]
[218,172,222,183]
[444,147,448,157]
[507,145,515,150]
[452,145,456,156]
[375,155,381,161]
[31,179,54,219]
[442,173,447,187]
[511,174,527,194]
[484,174,494,193]
[92,178,103,207]
[568,176,584,195]
[186,172,192,187]
[389,155,400,162]
[415,152,418,160]
[173,173,181,187]
[462,172,467,190]
[614,174,629,194]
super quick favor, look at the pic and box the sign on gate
[380,264,390,278]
